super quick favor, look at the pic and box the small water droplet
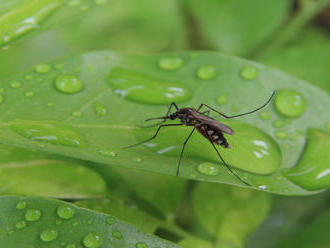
[66,244,76,248]
[10,81,21,89]
[93,102,108,116]
[15,220,26,229]
[158,56,184,70]
[55,64,64,69]
[94,0,107,5]
[108,68,191,105]
[72,111,82,117]
[47,102,54,107]
[216,94,227,105]
[258,185,267,190]
[0,95,4,104]
[272,120,285,128]
[54,74,83,94]
[40,229,58,242]
[197,162,220,176]
[112,230,123,240]
[132,157,142,163]
[83,233,103,248]
[259,111,271,121]
[57,205,75,220]
[7,230,14,235]
[98,150,116,157]
[106,216,116,225]
[11,120,86,147]
[275,130,288,139]
[80,5,89,11]
[196,65,216,80]
[16,201,27,210]
[56,219,63,225]
[25,209,41,221]
[68,0,81,6]
[25,91,34,97]
[24,75,34,80]
[35,63,50,74]
[274,89,307,118]
[240,65,259,80]
[136,242,148,248]
[72,221,78,227]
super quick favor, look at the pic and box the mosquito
[125,91,276,186]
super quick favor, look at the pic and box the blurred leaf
[187,0,291,56]
[0,196,179,248]
[76,197,160,234]
[179,237,212,248]
[0,145,106,199]
[0,51,329,195]
[193,183,271,248]
[259,26,330,92]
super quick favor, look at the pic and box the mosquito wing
[207,120,234,135]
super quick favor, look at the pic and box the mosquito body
[125,91,276,186]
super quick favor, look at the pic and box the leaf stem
[158,220,196,240]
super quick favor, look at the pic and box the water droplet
[132,157,142,163]
[83,233,103,248]
[240,65,259,80]
[15,220,26,229]
[25,91,34,97]
[259,111,271,121]
[136,242,148,248]
[56,219,63,225]
[7,230,14,235]
[10,81,21,89]
[275,130,288,139]
[93,102,108,116]
[274,89,307,118]
[47,102,54,107]
[66,244,76,248]
[98,150,116,157]
[55,64,64,69]
[68,0,81,6]
[106,216,116,225]
[284,128,330,190]
[16,201,27,210]
[40,229,58,242]
[24,75,34,80]
[94,0,107,5]
[34,63,50,74]
[158,56,184,70]
[72,111,82,117]
[258,185,267,190]
[197,162,220,176]
[272,120,285,128]
[196,65,216,80]
[216,94,227,105]
[11,120,86,147]
[54,74,83,94]
[108,67,191,105]
[25,209,41,221]
[57,205,75,220]
[0,95,4,104]
[72,221,78,227]
[112,230,123,240]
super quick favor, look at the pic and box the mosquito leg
[197,91,275,119]
[209,141,251,186]
[201,110,210,116]
[124,123,183,148]
[177,127,196,176]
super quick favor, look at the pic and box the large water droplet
[196,65,216,80]
[57,205,75,220]
[10,81,21,89]
[93,102,108,116]
[16,201,27,210]
[40,229,58,242]
[284,128,330,190]
[34,63,50,74]
[112,230,123,240]
[274,89,307,118]
[158,56,184,70]
[11,120,86,147]
[240,65,259,80]
[136,242,148,248]
[136,120,282,174]
[54,74,83,94]
[83,233,103,248]
[25,209,41,221]
[107,67,191,105]
[15,220,26,229]
[197,162,220,176]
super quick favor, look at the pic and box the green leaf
[0,51,329,195]
[259,26,330,93]
[179,237,212,248]
[192,183,271,248]
[186,0,291,56]
[75,197,160,234]
[0,145,106,199]
[0,196,179,248]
